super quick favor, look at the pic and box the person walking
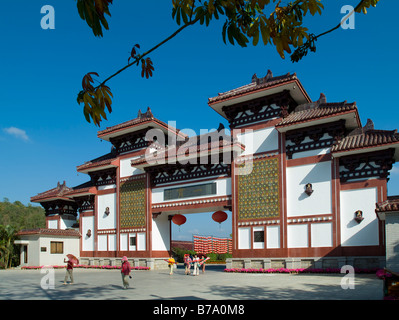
[192,254,200,276]
[184,254,192,275]
[121,256,132,289]
[63,257,74,285]
[198,253,208,273]
[167,255,176,275]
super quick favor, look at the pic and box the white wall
[238,227,251,249]
[81,216,94,251]
[109,234,116,251]
[287,224,308,248]
[25,235,40,266]
[287,161,332,217]
[122,232,147,251]
[238,226,281,250]
[311,222,333,247]
[152,178,231,203]
[39,236,80,266]
[340,188,379,247]
[267,225,280,249]
[97,193,117,230]
[120,233,128,251]
[152,213,170,251]
[48,219,58,229]
[137,232,146,251]
[96,234,117,251]
[97,234,108,251]
[120,156,145,178]
[237,127,279,155]
[59,216,76,230]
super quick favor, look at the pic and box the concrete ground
[0,264,383,300]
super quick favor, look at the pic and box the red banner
[193,235,232,254]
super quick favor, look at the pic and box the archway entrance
[168,209,232,267]
[151,205,232,261]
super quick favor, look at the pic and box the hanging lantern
[212,211,228,225]
[172,214,186,226]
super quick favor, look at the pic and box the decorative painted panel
[237,157,280,220]
[120,177,146,228]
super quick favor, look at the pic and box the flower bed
[224,267,379,274]
[21,265,150,271]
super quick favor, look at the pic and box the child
[184,254,192,275]
[121,256,132,289]
[167,255,176,275]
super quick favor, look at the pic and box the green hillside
[0,198,46,230]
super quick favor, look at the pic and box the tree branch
[98,17,200,88]
[314,0,366,40]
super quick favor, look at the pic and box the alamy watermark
[340,265,355,290]
[40,4,356,31]
[40,266,55,290]
[144,122,254,176]
[341,5,356,30]
[40,5,55,30]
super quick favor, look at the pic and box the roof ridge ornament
[251,73,258,83]
[295,92,327,112]
[138,107,154,120]
[264,69,273,82]
[348,118,375,136]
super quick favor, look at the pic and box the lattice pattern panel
[120,178,146,228]
[238,158,280,220]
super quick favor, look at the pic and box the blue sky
[1,1,398,240]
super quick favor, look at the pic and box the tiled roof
[31,181,96,202]
[276,93,358,128]
[76,152,117,172]
[97,107,155,136]
[64,181,95,197]
[30,181,74,202]
[130,128,244,167]
[331,119,399,153]
[208,70,300,104]
[375,196,399,213]
[97,107,183,138]
[17,228,81,237]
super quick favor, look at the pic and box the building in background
[23,71,399,270]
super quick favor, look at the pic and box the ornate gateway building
[27,71,399,270]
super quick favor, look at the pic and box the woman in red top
[121,256,131,289]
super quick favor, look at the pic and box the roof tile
[331,119,399,153]
[376,196,399,213]
[208,71,299,104]
[276,97,357,128]
[17,228,81,237]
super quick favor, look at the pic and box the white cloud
[3,127,30,142]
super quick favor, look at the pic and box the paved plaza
[0,265,383,300]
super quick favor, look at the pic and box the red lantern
[172,214,186,226]
[212,211,228,224]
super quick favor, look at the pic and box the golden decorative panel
[237,157,280,220]
[120,178,146,228]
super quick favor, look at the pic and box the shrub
[171,247,197,263]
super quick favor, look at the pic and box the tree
[0,200,46,231]
[0,225,17,269]
[75,0,380,126]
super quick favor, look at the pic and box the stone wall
[79,257,170,270]
[226,256,385,270]
[386,213,399,270]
